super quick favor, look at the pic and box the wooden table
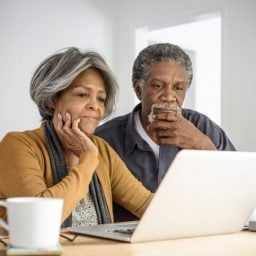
[1,228,256,256]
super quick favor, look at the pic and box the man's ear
[133,81,142,101]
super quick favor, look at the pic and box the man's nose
[160,86,177,102]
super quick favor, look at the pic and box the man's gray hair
[132,43,193,87]
[30,47,118,120]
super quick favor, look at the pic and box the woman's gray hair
[132,43,193,88]
[30,47,118,120]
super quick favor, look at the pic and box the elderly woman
[0,47,153,227]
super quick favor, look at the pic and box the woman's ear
[50,97,56,109]
[51,93,60,109]
[133,81,142,101]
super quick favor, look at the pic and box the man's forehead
[149,60,186,69]
[147,62,187,78]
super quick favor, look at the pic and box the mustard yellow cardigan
[0,125,153,223]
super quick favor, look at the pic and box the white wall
[113,0,256,151]
[0,0,115,138]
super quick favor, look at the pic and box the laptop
[68,150,256,242]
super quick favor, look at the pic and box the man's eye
[175,84,185,91]
[154,83,163,89]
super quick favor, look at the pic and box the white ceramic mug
[0,197,63,249]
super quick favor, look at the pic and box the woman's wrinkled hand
[53,112,98,156]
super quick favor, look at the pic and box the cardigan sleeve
[111,152,153,218]
[0,132,99,223]
[94,137,153,218]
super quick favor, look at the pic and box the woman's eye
[78,93,89,98]
[98,97,106,103]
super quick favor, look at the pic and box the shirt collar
[124,103,153,154]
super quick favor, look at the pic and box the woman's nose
[86,96,99,110]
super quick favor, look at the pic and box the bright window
[135,15,221,125]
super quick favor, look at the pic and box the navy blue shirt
[95,104,236,221]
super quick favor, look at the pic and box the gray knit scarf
[44,120,111,227]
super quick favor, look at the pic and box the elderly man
[96,43,235,221]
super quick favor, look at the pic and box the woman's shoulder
[0,127,45,150]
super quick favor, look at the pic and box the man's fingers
[147,120,176,131]
[154,112,178,122]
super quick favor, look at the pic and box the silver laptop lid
[68,150,256,243]
[131,150,256,242]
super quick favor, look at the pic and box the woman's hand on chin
[53,112,99,157]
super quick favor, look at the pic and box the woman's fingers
[53,112,98,156]
[71,119,98,155]
[62,113,74,137]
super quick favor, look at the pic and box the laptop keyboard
[112,228,135,235]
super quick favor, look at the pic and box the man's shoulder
[182,108,222,134]
[182,108,214,124]
[96,113,130,134]
[95,112,133,152]
[182,108,236,150]
[183,108,208,118]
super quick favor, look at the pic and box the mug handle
[0,201,9,230]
